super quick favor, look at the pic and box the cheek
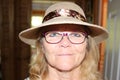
[42,43,55,54]
[41,39,51,53]
[41,40,56,59]
[75,41,87,53]
[74,42,87,62]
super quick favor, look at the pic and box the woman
[19,2,109,80]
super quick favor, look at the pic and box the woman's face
[41,24,88,71]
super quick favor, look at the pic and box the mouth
[57,53,73,56]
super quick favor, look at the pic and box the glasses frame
[42,31,88,44]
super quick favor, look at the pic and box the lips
[57,53,73,56]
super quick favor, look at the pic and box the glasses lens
[45,32,62,43]
[45,31,86,44]
[68,32,86,44]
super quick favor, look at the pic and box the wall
[0,0,31,80]
[104,0,120,80]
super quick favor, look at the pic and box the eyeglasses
[43,31,88,44]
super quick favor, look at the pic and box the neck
[46,65,81,80]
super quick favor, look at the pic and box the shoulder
[24,77,42,80]
[24,77,30,80]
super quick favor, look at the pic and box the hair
[29,36,103,80]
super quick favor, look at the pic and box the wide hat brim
[19,17,109,45]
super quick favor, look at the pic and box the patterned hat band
[42,9,86,23]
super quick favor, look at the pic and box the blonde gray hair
[29,36,102,80]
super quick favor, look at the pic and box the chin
[55,64,78,72]
[57,67,76,72]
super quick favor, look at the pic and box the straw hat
[19,2,109,45]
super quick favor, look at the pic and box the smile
[57,53,73,56]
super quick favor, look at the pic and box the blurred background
[0,0,120,80]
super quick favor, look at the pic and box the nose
[60,36,71,48]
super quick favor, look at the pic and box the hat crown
[44,2,86,19]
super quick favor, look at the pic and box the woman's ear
[40,39,45,53]
[86,36,90,51]
[41,45,45,53]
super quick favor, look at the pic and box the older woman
[19,2,109,80]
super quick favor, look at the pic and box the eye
[47,32,60,37]
[70,32,83,37]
